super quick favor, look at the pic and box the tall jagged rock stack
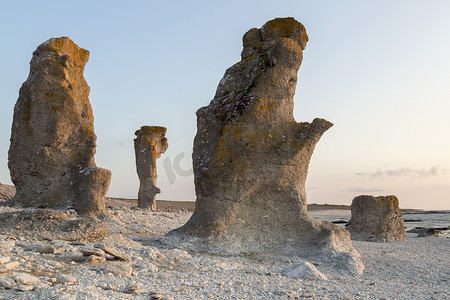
[167,18,363,273]
[346,195,406,242]
[134,126,168,210]
[8,37,111,216]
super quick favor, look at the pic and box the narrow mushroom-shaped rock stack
[134,126,168,210]
[166,18,364,274]
[346,195,406,242]
[8,37,111,216]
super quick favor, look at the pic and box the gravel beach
[0,199,448,300]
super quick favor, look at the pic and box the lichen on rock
[164,17,364,274]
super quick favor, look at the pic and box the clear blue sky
[1,1,449,209]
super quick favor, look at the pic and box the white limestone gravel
[0,201,448,300]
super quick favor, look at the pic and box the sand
[0,199,448,299]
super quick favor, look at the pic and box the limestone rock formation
[134,126,168,210]
[165,17,363,273]
[282,261,328,280]
[346,195,406,242]
[8,37,111,215]
[73,167,111,216]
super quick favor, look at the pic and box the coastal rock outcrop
[346,195,406,242]
[166,17,363,273]
[8,37,111,215]
[134,126,168,210]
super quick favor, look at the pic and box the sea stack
[8,37,111,215]
[134,126,168,210]
[346,195,406,242]
[166,18,363,274]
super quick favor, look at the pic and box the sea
[309,210,450,237]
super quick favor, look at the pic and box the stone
[346,195,406,242]
[127,282,142,293]
[0,261,20,272]
[134,126,168,210]
[0,241,16,255]
[16,285,34,291]
[165,17,363,274]
[135,261,158,273]
[100,262,132,277]
[85,254,106,263]
[56,274,77,285]
[0,277,16,289]
[0,256,11,264]
[150,291,165,299]
[79,246,105,257]
[282,261,328,280]
[12,273,39,285]
[37,245,55,254]
[8,36,111,215]
[24,243,55,254]
[0,183,15,202]
[94,244,131,261]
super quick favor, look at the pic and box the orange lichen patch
[376,195,399,210]
[41,37,90,70]
[261,17,308,50]
[135,126,167,136]
[209,123,303,175]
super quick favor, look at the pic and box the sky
[1,1,449,210]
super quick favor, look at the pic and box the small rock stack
[346,195,406,242]
[134,126,168,210]
[8,37,111,216]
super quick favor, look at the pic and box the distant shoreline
[106,198,354,212]
[107,198,446,213]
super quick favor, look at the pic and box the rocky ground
[0,198,449,300]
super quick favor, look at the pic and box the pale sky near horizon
[1,1,449,209]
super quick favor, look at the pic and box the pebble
[37,245,55,254]
[56,274,77,285]
[12,273,39,285]
[150,291,165,299]
[85,254,106,263]
[16,284,34,291]
[126,282,142,293]
[0,261,20,272]
[100,262,133,277]
[80,246,105,257]
[282,261,328,280]
[94,244,131,261]
[0,256,11,264]
[0,277,16,288]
